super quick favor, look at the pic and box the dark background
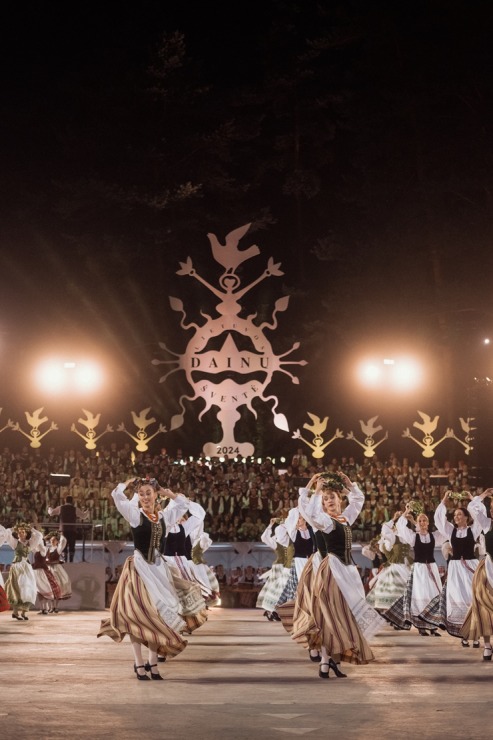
[1,1,493,462]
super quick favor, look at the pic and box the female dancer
[46,533,72,609]
[256,513,290,622]
[275,507,319,660]
[364,513,413,619]
[421,491,481,645]
[386,504,446,635]
[163,499,206,585]
[461,488,493,660]
[0,522,44,620]
[98,478,205,680]
[0,528,11,613]
[189,518,221,607]
[293,472,384,678]
[32,536,61,615]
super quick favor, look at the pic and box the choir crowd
[0,442,476,542]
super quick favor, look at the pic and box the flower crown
[448,490,469,503]
[320,473,345,492]
[12,522,33,538]
[408,500,425,515]
[133,476,159,490]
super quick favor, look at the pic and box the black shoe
[144,662,164,680]
[418,629,428,636]
[328,658,347,678]
[309,651,321,663]
[21,614,29,620]
[430,630,441,637]
[12,613,23,621]
[461,639,470,647]
[157,655,167,663]
[473,640,480,648]
[318,662,330,679]
[483,647,493,661]
[134,664,150,681]
[271,612,281,622]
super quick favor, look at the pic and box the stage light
[73,362,103,393]
[35,360,66,393]
[390,358,422,391]
[357,361,382,387]
[355,356,423,392]
[34,358,104,395]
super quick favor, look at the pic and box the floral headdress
[12,521,33,538]
[319,472,345,492]
[448,490,470,503]
[408,500,425,516]
[133,476,159,489]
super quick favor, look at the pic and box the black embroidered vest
[484,525,493,558]
[131,513,166,563]
[450,526,475,560]
[414,531,435,563]
[315,520,352,565]
[164,524,187,557]
[293,528,315,558]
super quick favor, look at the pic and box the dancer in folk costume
[275,507,319,660]
[98,478,206,681]
[385,503,446,636]
[0,527,11,613]
[364,513,413,620]
[292,472,384,679]
[45,533,72,609]
[256,512,291,622]
[189,517,221,607]
[163,499,206,584]
[32,535,62,615]
[460,488,493,660]
[420,490,482,645]
[0,571,9,613]
[0,522,45,620]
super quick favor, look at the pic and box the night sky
[1,1,493,457]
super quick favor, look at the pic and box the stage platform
[0,607,490,740]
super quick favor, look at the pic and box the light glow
[357,361,382,387]
[356,356,423,392]
[34,359,104,395]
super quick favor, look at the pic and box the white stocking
[130,636,144,669]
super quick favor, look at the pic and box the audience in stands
[0,443,475,545]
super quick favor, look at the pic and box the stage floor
[0,607,490,739]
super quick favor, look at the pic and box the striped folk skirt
[98,556,189,658]
[290,554,375,665]
[34,566,62,601]
[460,558,493,641]
[51,563,72,600]
[0,585,9,612]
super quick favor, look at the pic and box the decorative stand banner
[152,223,307,458]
